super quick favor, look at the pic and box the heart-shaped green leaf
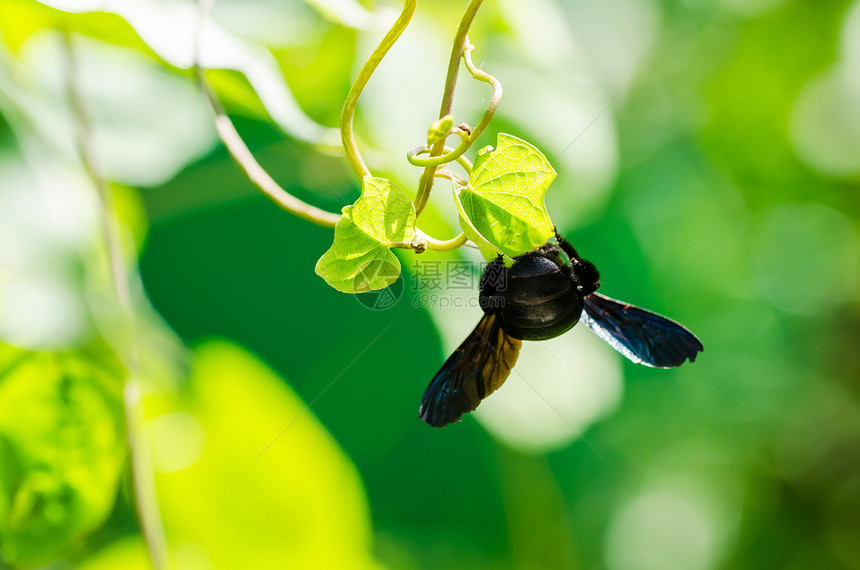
[457,133,556,260]
[315,176,416,293]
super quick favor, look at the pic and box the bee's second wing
[582,292,703,368]
[419,314,522,427]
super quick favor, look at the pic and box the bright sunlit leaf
[76,537,150,570]
[145,340,381,570]
[457,133,556,260]
[315,176,415,293]
[0,0,157,57]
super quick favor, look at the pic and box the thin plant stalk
[63,31,171,570]
[414,0,486,215]
[341,0,418,180]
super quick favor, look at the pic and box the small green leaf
[315,176,416,293]
[428,114,455,144]
[457,133,556,260]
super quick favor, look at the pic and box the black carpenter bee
[419,230,703,427]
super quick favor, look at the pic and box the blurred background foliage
[0,0,859,568]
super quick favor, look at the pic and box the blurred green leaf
[275,23,357,127]
[0,0,160,61]
[77,537,150,570]
[204,68,271,121]
[300,0,376,29]
[458,133,556,260]
[0,346,125,565]
[315,176,415,293]
[146,340,381,569]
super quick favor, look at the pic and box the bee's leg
[554,228,582,262]
[479,255,507,313]
[554,228,601,295]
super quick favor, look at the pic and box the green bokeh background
[1,0,859,568]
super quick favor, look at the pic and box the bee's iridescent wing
[420,314,522,427]
[582,292,703,368]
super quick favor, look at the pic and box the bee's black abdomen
[480,251,584,341]
[500,298,581,340]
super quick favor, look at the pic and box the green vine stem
[387,231,467,253]
[407,38,502,172]
[413,0,486,216]
[460,38,503,145]
[63,32,171,570]
[195,0,469,254]
[195,0,340,228]
[408,144,474,173]
[198,72,341,228]
[422,232,469,251]
[407,128,470,168]
[341,0,418,180]
[435,169,468,187]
